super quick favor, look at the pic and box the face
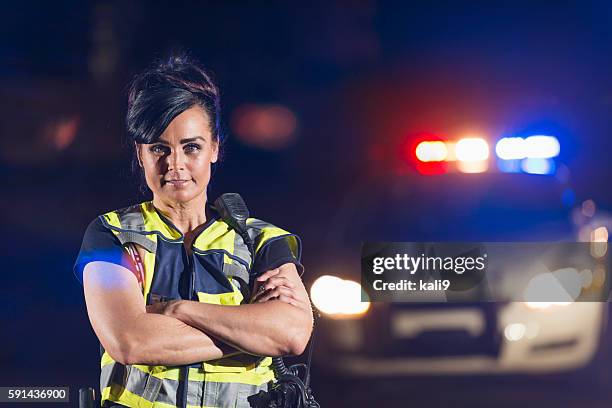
[137,106,218,204]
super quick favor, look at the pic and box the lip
[164,179,191,186]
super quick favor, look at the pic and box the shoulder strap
[116,231,157,254]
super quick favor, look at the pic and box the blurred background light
[496,135,560,160]
[521,158,556,175]
[230,103,297,150]
[496,137,526,160]
[524,135,560,159]
[45,116,80,151]
[310,275,344,315]
[415,141,448,162]
[590,226,609,258]
[310,275,370,316]
[504,323,526,341]
[582,199,597,217]
[455,137,489,162]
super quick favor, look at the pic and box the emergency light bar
[412,135,560,176]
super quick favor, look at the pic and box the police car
[306,135,609,375]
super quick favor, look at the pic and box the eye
[149,144,169,155]
[184,143,202,153]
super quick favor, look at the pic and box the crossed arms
[83,260,313,366]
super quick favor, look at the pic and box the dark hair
[125,53,224,194]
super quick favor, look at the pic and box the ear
[211,140,219,164]
[135,143,144,167]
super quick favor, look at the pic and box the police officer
[74,54,313,408]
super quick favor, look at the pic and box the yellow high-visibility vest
[97,201,301,408]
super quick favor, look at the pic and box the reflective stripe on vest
[100,361,274,408]
[97,200,300,408]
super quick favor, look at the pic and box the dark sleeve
[251,238,305,280]
[73,217,137,285]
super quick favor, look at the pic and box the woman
[74,55,313,408]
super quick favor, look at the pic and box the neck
[152,193,208,234]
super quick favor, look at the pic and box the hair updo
[127,53,222,144]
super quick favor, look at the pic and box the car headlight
[310,275,370,317]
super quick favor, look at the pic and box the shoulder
[80,216,121,250]
[246,217,302,259]
[247,217,282,232]
[75,213,136,285]
[82,201,148,241]
[247,218,305,277]
[99,202,148,229]
[246,217,298,243]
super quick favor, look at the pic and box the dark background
[2,1,612,407]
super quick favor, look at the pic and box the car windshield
[328,173,574,245]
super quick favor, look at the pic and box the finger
[254,285,295,302]
[256,269,277,282]
[263,276,294,290]
[256,268,280,282]
[256,286,298,303]
[251,281,272,302]
[254,287,281,303]
[252,286,278,303]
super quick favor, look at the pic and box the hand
[146,299,182,316]
[250,267,302,307]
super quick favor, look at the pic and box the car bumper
[315,302,604,375]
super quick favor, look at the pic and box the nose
[167,148,186,171]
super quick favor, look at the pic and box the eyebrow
[155,136,207,145]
